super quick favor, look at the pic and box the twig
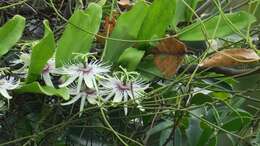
[162,111,184,146]
[0,0,28,10]
[195,0,213,16]
[178,64,260,77]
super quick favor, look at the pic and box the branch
[195,0,213,16]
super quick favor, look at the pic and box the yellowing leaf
[199,48,260,67]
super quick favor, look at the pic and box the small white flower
[59,61,110,92]
[0,77,19,100]
[101,75,149,115]
[42,58,56,87]
[61,87,98,116]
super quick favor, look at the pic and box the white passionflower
[42,58,56,87]
[59,61,110,93]
[61,87,98,116]
[101,75,149,115]
[0,77,19,100]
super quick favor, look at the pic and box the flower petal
[42,73,54,87]
[87,95,97,104]
[0,89,12,99]
[124,105,128,115]
[104,92,115,101]
[113,92,123,103]
[61,94,81,106]
[84,76,94,89]
[123,92,128,115]
[59,75,78,88]
[77,74,84,93]
[79,96,87,117]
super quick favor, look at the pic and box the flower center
[116,82,130,91]
[43,64,50,73]
[84,88,96,95]
[79,66,93,74]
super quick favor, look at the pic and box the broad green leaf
[102,2,149,63]
[184,0,200,21]
[172,0,200,29]
[210,92,231,101]
[0,15,25,57]
[196,124,214,146]
[159,128,173,146]
[16,82,70,100]
[55,3,102,67]
[207,136,217,146]
[159,128,182,146]
[27,20,55,83]
[117,47,145,71]
[174,128,182,146]
[186,118,202,146]
[138,0,176,40]
[222,110,252,131]
[171,0,187,29]
[234,74,260,110]
[146,120,173,138]
[137,56,164,80]
[178,11,256,41]
[190,93,213,105]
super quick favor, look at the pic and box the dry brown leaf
[118,0,131,9]
[96,15,117,44]
[199,48,260,67]
[152,37,187,78]
[104,16,116,34]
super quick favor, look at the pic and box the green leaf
[184,0,200,21]
[27,20,55,83]
[190,93,213,105]
[171,0,200,29]
[174,128,182,146]
[102,2,149,63]
[171,0,187,29]
[117,47,145,71]
[146,120,173,138]
[16,82,70,100]
[210,92,231,101]
[138,0,176,40]
[137,56,163,80]
[0,15,25,57]
[196,124,214,146]
[55,3,102,67]
[207,136,217,146]
[222,110,252,131]
[186,117,202,146]
[178,11,256,41]
[159,128,182,146]
[159,128,173,146]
